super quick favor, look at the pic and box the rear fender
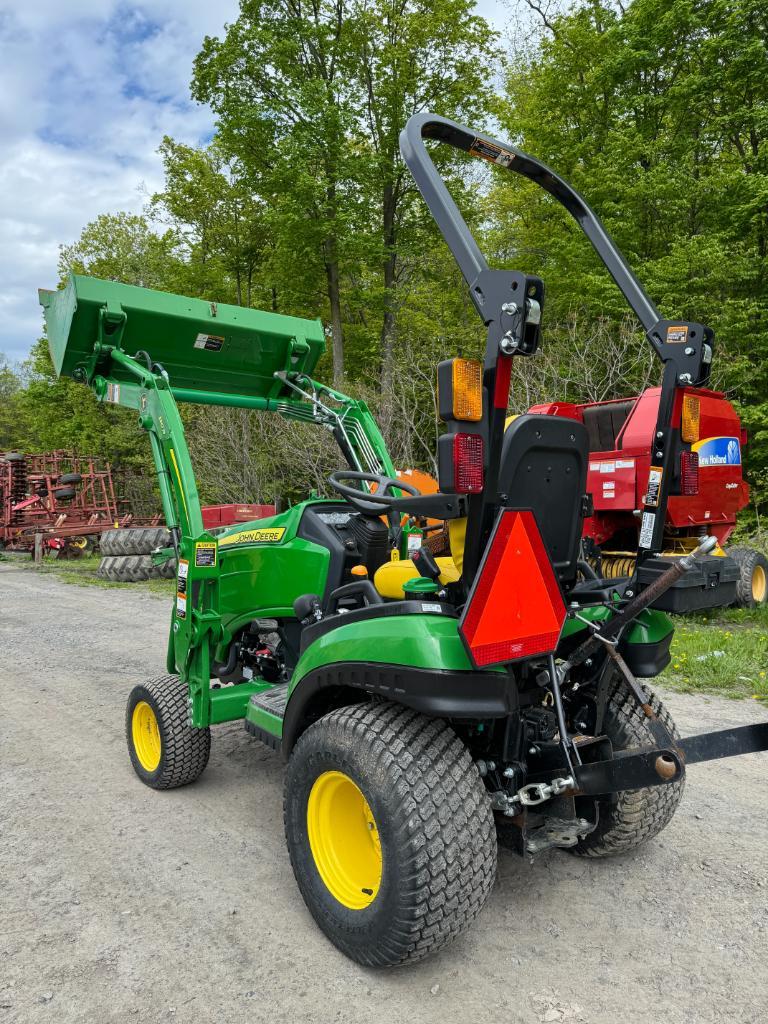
[282,612,511,756]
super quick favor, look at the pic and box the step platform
[244,683,288,751]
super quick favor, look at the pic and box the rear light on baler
[681,394,700,442]
[437,432,484,493]
[680,451,699,495]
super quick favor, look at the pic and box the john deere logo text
[692,436,741,468]
[219,527,286,546]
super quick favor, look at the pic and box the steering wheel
[328,470,421,517]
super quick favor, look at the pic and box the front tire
[284,702,497,967]
[126,675,210,789]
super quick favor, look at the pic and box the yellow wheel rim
[132,701,161,772]
[307,771,382,910]
[752,564,767,603]
[72,537,88,549]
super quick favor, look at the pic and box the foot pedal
[244,683,288,751]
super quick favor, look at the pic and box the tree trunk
[378,180,398,434]
[323,239,345,386]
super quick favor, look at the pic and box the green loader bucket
[39,274,325,397]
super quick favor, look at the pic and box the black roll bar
[400,112,661,332]
[400,113,716,567]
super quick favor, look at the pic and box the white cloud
[0,0,239,364]
[0,0,508,366]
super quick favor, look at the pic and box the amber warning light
[459,510,567,668]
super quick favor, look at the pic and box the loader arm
[39,275,398,727]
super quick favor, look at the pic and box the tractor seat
[373,555,460,599]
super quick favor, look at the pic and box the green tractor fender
[280,611,509,756]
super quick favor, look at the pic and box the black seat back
[498,415,589,585]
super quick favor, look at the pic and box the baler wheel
[571,670,684,858]
[126,675,210,789]
[729,546,768,608]
[283,701,497,967]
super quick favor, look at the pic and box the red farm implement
[532,386,765,608]
[0,450,151,556]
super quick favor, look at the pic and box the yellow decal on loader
[219,527,286,546]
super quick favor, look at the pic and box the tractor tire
[283,702,497,967]
[126,675,210,789]
[57,472,82,485]
[97,554,176,582]
[99,526,172,557]
[729,546,768,608]
[571,671,684,859]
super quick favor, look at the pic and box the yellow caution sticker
[219,527,286,547]
[194,541,217,567]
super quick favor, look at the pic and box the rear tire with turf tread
[283,701,497,967]
[729,546,768,608]
[99,526,172,557]
[571,671,684,858]
[126,675,210,789]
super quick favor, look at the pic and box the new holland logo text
[692,436,741,468]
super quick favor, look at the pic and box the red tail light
[680,451,699,495]
[438,432,484,493]
[454,433,484,493]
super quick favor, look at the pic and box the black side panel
[297,503,350,606]
[281,662,516,756]
[498,415,589,585]
[581,400,634,452]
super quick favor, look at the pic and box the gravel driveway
[1,563,766,1024]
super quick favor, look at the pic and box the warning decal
[469,139,515,167]
[195,541,217,567]
[666,325,688,345]
[176,558,189,618]
[105,382,121,404]
[645,466,664,507]
[639,511,656,549]
[219,527,286,547]
[194,333,225,351]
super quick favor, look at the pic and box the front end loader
[40,112,768,968]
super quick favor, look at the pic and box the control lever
[412,546,442,580]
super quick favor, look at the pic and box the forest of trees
[3,0,767,525]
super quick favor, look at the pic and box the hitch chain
[490,775,575,815]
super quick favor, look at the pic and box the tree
[192,0,360,385]
[349,0,495,416]
[495,0,768,512]
[58,212,182,289]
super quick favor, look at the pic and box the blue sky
[0,0,510,366]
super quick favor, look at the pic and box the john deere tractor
[41,113,768,967]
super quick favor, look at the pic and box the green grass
[659,604,768,704]
[20,553,175,596]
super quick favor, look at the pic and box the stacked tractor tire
[98,527,176,582]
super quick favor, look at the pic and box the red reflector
[680,451,699,495]
[460,510,566,668]
[454,433,484,493]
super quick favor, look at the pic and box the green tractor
[41,113,767,967]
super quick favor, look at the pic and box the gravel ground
[1,562,767,1024]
